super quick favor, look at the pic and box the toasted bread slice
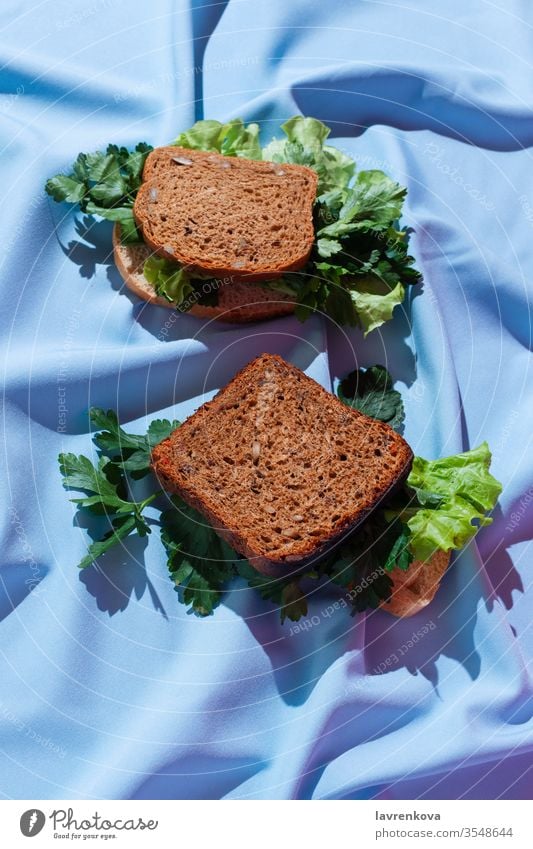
[112,224,296,323]
[383,550,451,617]
[151,354,413,576]
[133,146,318,280]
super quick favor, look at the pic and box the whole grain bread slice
[113,224,296,322]
[133,146,318,280]
[151,354,413,576]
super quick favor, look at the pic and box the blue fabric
[1,0,532,800]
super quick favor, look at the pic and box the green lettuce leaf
[404,442,502,560]
[263,115,355,193]
[174,118,262,160]
[349,279,405,336]
[144,256,194,305]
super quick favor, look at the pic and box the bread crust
[112,224,296,323]
[151,354,414,577]
[382,550,451,617]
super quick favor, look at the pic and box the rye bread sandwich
[149,354,501,617]
[46,116,422,329]
[151,354,413,576]
[59,355,501,621]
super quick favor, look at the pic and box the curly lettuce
[401,442,503,560]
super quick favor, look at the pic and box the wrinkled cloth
[0,0,532,800]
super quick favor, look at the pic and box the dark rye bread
[133,146,318,280]
[151,354,413,576]
[112,224,296,322]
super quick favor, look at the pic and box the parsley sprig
[45,143,153,243]
[59,408,178,569]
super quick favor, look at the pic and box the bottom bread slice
[151,354,413,575]
[113,225,295,323]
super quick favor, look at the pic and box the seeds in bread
[133,146,318,280]
[151,354,413,575]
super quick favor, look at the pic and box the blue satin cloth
[1,0,532,800]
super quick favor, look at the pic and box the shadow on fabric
[75,510,168,618]
[0,563,49,623]
[290,69,533,152]
[129,752,268,800]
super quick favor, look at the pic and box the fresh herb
[58,453,156,569]
[395,442,503,560]
[45,142,153,244]
[236,561,309,623]
[161,499,237,616]
[90,408,179,478]
[58,409,178,569]
[338,364,405,432]
[319,514,412,613]
[46,116,420,330]
[58,393,501,619]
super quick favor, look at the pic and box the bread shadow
[362,583,480,690]
[225,576,361,707]
[361,523,522,690]
[478,504,525,613]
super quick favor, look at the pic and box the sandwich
[59,355,502,621]
[46,116,421,330]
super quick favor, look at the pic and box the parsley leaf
[318,170,407,237]
[58,452,156,568]
[46,175,87,204]
[45,142,153,244]
[90,408,179,478]
[237,561,309,623]
[338,364,405,432]
[59,453,128,511]
[322,513,413,612]
[78,514,139,570]
[161,498,237,616]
